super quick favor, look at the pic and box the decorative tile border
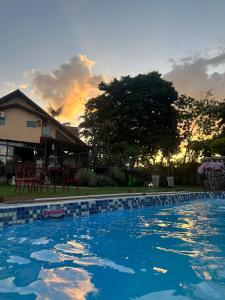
[0,191,224,227]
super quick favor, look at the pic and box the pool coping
[0,191,188,207]
[0,191,224,227]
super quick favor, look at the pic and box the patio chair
[14,160,39,193]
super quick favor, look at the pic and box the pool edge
[0,192,223,227]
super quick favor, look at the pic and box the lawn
[0,184,203,203]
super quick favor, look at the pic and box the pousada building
[0,89,89,182]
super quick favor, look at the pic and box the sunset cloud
[3,49,225,122]
[164,50,225,100]
[29,54,104,122]
[0,81,29,95]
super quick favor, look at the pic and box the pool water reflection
[0,198,225,299]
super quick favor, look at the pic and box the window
[0,156,6,176]
[27,121,37,128]
[6,157,13,173]
[0,111,5,125]
[42,125,51,137]
[0,144,14,177]
[0,145,7,156]
[7,146,14,157]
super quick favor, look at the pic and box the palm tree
[48,103,64,118]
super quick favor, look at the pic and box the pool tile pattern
[0,192,224,227]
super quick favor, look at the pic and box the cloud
[164,50,225,99]
[29,54,105,121]
[0,81,29,95]
[5,48,225,121]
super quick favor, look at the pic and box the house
[0,89,89,182]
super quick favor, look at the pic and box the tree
[185,99,225,160]
[175,91,219,163]
[48,103,64,118]
[210,137,225,156]
[79,72,180,167]
[215,101,225,135]
[189,139,214,161]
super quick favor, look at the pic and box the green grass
[0,184,203,203]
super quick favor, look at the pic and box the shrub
[174,162,198,186]
[128,168,152,186]
[78,168,97,187]
[210,137,225,156]
[109,167,126,185]
[96,175,116,187]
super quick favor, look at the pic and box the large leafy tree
[79,72,180,167]
[215,101,225,135]
[205,101,225,156]
[175,92,220,163]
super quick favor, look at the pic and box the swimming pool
[0,198,225,299]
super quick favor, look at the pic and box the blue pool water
[0,199,225,299]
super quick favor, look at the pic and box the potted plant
[152,165,160,188]
[197,161,225,191]
[166,162,174,188]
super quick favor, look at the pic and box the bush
[78,168,97,187]
[210,137,225,156]
[127,168,152,186]
[96,175,116,187]
[174,162,199,186]
[109,167,126,185]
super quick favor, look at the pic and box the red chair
[14,160,39,193]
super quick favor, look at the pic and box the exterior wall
[3,97,34,110]
[0,107,42,143]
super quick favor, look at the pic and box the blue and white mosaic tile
[0,191,224,227]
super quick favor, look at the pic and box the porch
[0,137,89,184]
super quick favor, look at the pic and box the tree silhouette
[48,103,64,118]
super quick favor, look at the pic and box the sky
[1,0,225,123]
